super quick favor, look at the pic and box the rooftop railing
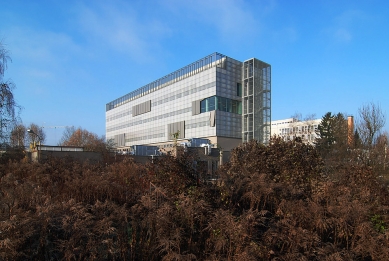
[106,52,227,111]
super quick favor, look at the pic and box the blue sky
[1,0,388,145]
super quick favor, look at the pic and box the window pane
[232,100,237,114]
[227,99,232,112]
[208,96,216,111]
[200,100,206,113]
[237,83,242,96]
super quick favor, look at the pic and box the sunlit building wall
[106,53,271,151]
[271,118,321,144]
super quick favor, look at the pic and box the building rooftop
[106,52,227,111]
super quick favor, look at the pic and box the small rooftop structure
[29,145,101,163]
[35,145,84,152]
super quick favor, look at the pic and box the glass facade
[106,53,227,111]
[105,53,270,149]
[200,96,241,114]
[242,58,271,144]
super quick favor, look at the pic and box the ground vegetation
[0,136,388,260]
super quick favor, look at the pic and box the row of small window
[107,110,132,122]
[282,134,317,141]
[186,120,210,129]
[106,53,226,111]
[125,133,165,143]
[279,125,318,134]
[271,121,293,126]
[216,77,240,85]
[217,130,241,139]
[151,81,215,107]
[217,68,241,78]
[108,80,241,123]
[106,107,191,132]
[107,81,214,123]
[200,96,242,114]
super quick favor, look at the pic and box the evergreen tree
[316,112,348,156]
[354,130,362,148]
[316,112,334,153]
[332,112,348,148]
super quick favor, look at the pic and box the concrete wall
[31,150,103,164]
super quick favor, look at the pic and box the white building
[271,118,321,144]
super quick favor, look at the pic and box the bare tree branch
[0,42,20,144]
[357,102,386,147]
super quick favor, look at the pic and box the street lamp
[27,129,42,162]
[27,129,42,144]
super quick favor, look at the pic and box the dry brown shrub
[1,137,389,260]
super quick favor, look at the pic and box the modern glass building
[106,52,271,152]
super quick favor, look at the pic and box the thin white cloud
[5,26,80,64]
[271,26,298,44]
[326,9,366,44]
[2,24,88,100]
[76,1,172,62]
[163,0,273,42]
[73,0,276,59]
[200,0,259,36]
[334,28,352,43]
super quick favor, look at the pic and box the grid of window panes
[105,54,266,149]
[106,52,227,111]
[270,118,321,145]
[242,58,271,144]
[200,96,242,114]
[106,65,220,147]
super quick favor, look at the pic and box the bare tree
[291,112,302,122]
[59,127,107,151]
[58,126,76,145]
[26,123,46,145]
[0,41,11,77]
[0,42,20,143]
[303,113,317,122]
[10,123,27,147]
[373,132,389,174]
[356,102,386,147]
